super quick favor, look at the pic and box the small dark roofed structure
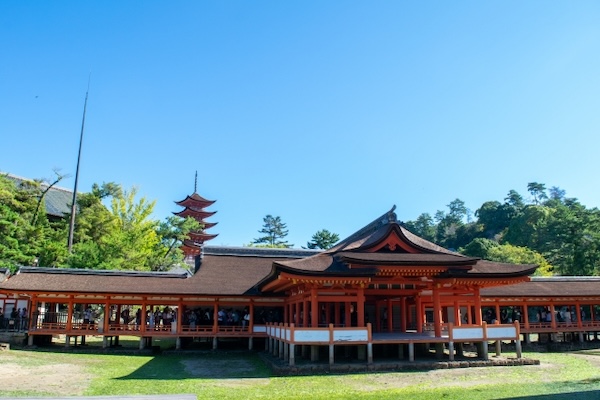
[4,173,73,220]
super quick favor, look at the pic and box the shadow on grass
[116,350,273,380]
[499,390,600,400]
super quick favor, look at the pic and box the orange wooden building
[2,206,600,366]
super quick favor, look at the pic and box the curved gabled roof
[327,207,458,255]
[261,207,537,289]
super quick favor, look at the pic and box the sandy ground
[0,356,92,395]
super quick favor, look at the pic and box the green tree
[505,189,525,210]
[435,199,468,249]
[0,174,51,271]
[461,238,499,259]
[503,205,552,250]
[527,182,548,205]
[67,185,195,271]
[151,216,202,271]
[252,215,292,248]
[475,201,512,239]
[404,213,436,242]
[542,198,600,275]
[306,229,339,249]
[461,238,553,276]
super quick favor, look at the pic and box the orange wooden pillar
[386,298,393,332]
[433,284,442,337]
[495,302,501,324]
[345,302,351,327]
[213,303,219,332]
[401,297,407,332]
[474,287,483,325]
[575,301,583,328]
[249,302,254,332]
[303,298,309,327]
[311,288,318,328]
[549,304,557,330]
[176,301,183,334]
[453,301,461,326]
[416,296,423,333]
[66,296,74,331]
[140,300,147,333]
[357,287,365,327]
[375,300,381,332]
[522,303,530,329]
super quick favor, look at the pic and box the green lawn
[1,345,600,399]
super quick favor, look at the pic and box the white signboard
[452,327,484,340]
[486,326,517,339]
[253,326,267,333]
[294,330,330,343]
[333,330,368,342]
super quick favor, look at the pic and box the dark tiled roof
[482,276,600,298]
[0,267,192,295]
[4,173,73,218]
[467,260,537,276]
[204,245,321,258]
[192,254,286,295]
[0,249,314,296]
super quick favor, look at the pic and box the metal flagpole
[67,76,91,252]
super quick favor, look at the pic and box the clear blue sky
[2,1,600,248]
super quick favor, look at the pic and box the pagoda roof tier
[187,231,219,242]
[181,244,202,256]
[173,208,216,220]
[182,239,204,249]
[201,221,218,230]
[175,193,216,208]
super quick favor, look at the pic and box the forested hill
[404,183,600,276]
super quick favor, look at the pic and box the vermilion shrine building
[2,192,600,366]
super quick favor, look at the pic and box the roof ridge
[329,206,397,251]
[17,266,190,278]
[203,245,321,258]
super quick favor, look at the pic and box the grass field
[1,341,600,399]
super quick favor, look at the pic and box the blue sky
[2,1,600,248]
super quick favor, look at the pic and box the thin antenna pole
[194,170,198,193]
[68,76,91,252]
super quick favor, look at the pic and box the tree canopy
[306,229,339,249]
[405,182,600,276]
[252,215,293,248]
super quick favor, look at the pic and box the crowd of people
[182,307,282,330]
[0,306,28,331]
